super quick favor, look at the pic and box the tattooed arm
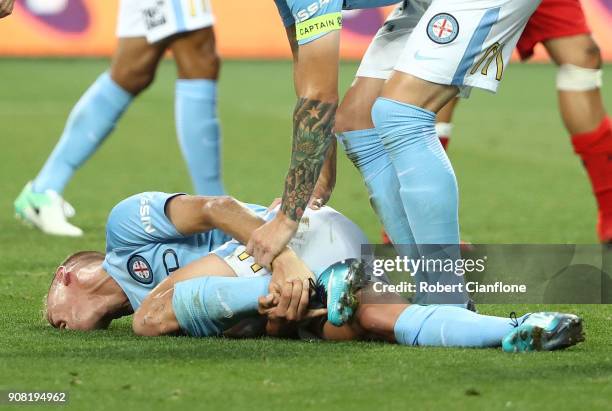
[281,98,337,219]
[247,29,341,268]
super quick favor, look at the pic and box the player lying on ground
[15,0,224,237]
[44,191,366,329]
[43,192,584,352]
[431,0,612,242]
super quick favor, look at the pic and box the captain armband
[296,12,343,43]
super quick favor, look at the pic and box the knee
[336,102,367,133]
[110,63,155,96]
[556,37,602,70]
[132,309,157,337]
[335,96,375,133]
[334,108,354,134]
[201,196,237,221]
[556,39,603,92]
[175,40,221,79]
[579,40,602,70]
[356,305,395,337]
[180,50,220,79]
[357,305,379,334]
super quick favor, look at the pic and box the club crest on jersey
[427,13,459,44]
[127,255,153,284]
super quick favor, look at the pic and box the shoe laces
[509,312,532,328]
[309,277,327,309]
[509,311,519,328]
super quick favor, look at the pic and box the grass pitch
[0,59,611,411]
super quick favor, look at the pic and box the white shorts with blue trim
[116,0,214,44]
[213,206,368,279]
[356,0,540,97]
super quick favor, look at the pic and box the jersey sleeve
[275,0,343,45]
[274,0,295,28]
[105,192,185,252]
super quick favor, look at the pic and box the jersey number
[188,0,209,17]
[163,249,180,276]
[470,42,505,81]
[238,251,263,273]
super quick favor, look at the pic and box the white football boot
[14,182,83,237]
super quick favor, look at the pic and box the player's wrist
[274,210,299,230]
[270,247,295,272]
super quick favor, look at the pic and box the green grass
[1,59,612,410]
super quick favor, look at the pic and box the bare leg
[171,27,220,80]
[335,77,385,133]
[110,37,168,95]
[380,72,459,113]
[436,98,459,124]
[545,34,612,241]
[544,34,605,134]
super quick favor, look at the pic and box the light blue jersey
[274,0,401,45]
[102,192,267,309]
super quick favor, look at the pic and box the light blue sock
[172,275,270,337]
[339,129,429,301]
[372,98,467,305]
[175,79,225,196]
[32,72,133,194]
[394,305,530,348]
[339,129,414,245]
[371,98,459,244]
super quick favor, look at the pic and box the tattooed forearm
[281,97,337,221]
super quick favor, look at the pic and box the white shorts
[356,0,540,97]
[116,0,214,43]
[213,206,368,278]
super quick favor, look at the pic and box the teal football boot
[502,312,584,353]
[316,259,367,326]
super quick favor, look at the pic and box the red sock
[571,117,612,241]
[439,137,449,150]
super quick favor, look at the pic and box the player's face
[46,262,112,331]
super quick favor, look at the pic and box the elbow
[300,89,339,105]
[132,310,154,336]
[132,307,165,337]
[132,287,180,337]
[201,195,239,223]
